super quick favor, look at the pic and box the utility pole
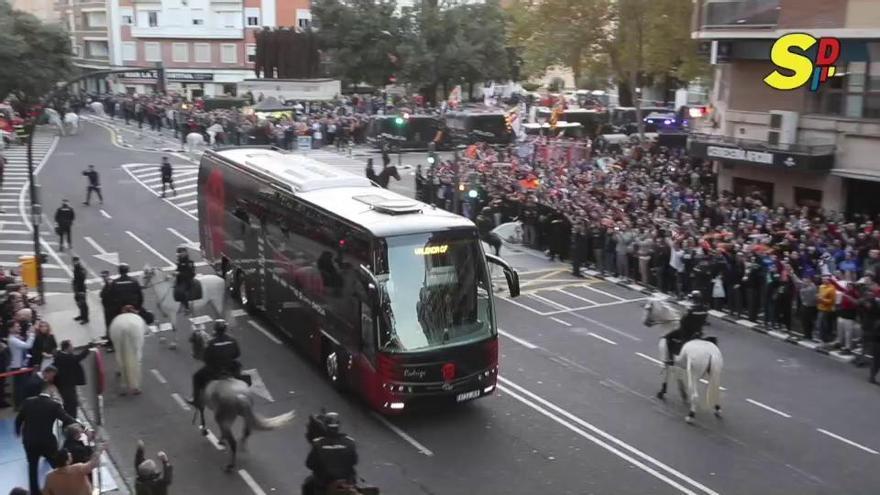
[24,123,45,304]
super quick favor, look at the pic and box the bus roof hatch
[353,195,423,215]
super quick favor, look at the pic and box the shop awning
[832,168,880,182]
[688,134,835,172]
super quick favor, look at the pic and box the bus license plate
[456,390,480,402]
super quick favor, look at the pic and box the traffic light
[427,151,436,166]
[394,116,405,126]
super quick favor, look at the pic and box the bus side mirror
[359,264,381,307]
[486,254,520,298]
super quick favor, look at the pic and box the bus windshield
[377,231,494,353]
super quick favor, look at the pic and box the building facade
[12,0,58,22]
[690,0,880,216]
[54,0,313,97]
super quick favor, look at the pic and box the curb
[580,267,868,365]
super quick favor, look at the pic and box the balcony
[130,25,242,39]
[688,133,835,171]
[699,0,780,30]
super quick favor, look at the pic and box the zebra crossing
[0,134,70,293]
[122,163,200,220]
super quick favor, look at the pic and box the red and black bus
[198,148,520,413]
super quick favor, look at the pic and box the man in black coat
[174,248,196,312]
[15,381,78,494]
[108,264,144,318]
[54,340,93,417]
[54,199,75,252]
[160,157,175,197]
[72,257,89,324]
[303,412,357,495]
[99,270,114,351]
[82,164,103,206]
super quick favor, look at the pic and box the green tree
[605,0,708,140]
[507,0,611,86]
[0,0,73,106]
[311,0,402,88]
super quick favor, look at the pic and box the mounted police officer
[188,320,248,409]
[108,263,144,322]
[663,290,708,365]
[302,412,358,495]
[174,247,196,313]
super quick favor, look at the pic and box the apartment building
[690,0,880,215]
[55,0,313,97]
[12,0,59,21]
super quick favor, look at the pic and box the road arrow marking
[167,227,200,250]
[242,368,273,402]
[83,236,120,265]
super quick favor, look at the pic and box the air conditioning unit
[767,110,799,149]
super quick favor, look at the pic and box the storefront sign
[122,71,157,79]
[706,145,773,165]
[689,139,835,172]
[168,73,214,82]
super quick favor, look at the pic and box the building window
[122,15,133,25]
[144,42,161,62]
[221,43,237,64]
[148,11,158,27]
[219,12,238,29]
[794,187,823,210]
[122,41,136,61]
[812,45,880,120]
[83,12,107,28]
[172,43,188,63]
[245,8,260,27]
[85,40,109,59]
[246,44,256,63]
[194,43,211,63]
[193,18,204,25]
[296,9,311,29]
[222,83,237,96]
[72,45,81,57]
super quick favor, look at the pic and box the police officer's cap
[688,290,702,301]
[118,263,130,275]
[323,412,341,432]
[176,246,188,254]
[214,319,228,333]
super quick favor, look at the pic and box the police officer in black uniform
[174,247,196,312]
[188,320,247,408]
[108,264,144,321]
[663,290,708,365]
[303,412,358,495]
[160,156,176,197]
[475,207,502,256]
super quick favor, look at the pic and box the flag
[549,101,565,129]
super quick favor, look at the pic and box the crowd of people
[420,138,880,383]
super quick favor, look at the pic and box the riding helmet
[213,319,228,333]
[688,290,702,304]
[323,412,341,433]
[118,263,130,275]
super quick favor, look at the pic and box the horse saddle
[700,336,719,346]
[173,279,203,302]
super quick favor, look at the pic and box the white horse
[45,108,64,136]
[142,265,226,321]
[643,299,724,423]
[63,112,79,135]
[186,132,205,153]
[89,101,105,116]
[109,307,147,395]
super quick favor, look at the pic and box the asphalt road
[32,119,880,495]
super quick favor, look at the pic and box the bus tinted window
[377,231,493,353]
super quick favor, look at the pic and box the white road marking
[230,309,247,318]
[241,368,274,402]
[188,209,198,215]
[121,164,197,221]
[698,378,727,391]
[170,393,191,411]
[542,297,649,315]
[174,183,198,191]
[166,227,196,245]
[588,332,617,345]
[100,209,112,219]
[174,190,198,199]
[736,319,758,328]
[817,428,879,455]
[564,311,642,342]
[205,429,226,451]
[745,398,791,418]
[247,320,282,345]
[583,285,625,301]
[371,412,434,456]
[150,369,168,384]
[549,317,572,327]
[499,329,539,350]
[529,293,571,311]
[238,469,268,495]
[707,310,725,318]
[498,377,719,495]
[557,288,599,305]
[636,352,663,366]
[178,199,198,207]
[126,230,176,267]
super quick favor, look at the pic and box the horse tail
[705,346,723,410]
[685,350,698,406]
[241,399,295,431]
